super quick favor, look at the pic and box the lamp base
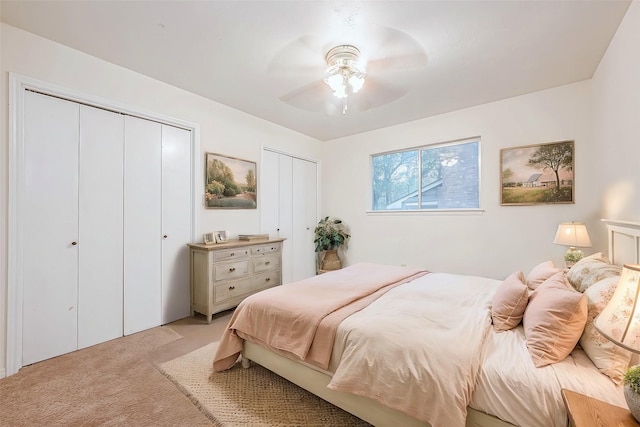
[564,247,584,268]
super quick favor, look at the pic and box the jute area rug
[157,341,371,426]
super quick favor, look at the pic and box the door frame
[7,73,200,376]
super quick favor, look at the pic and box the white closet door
[124,116,162,335]
[292,158,317,281]
[22,91,79,365]
[278,155,294,284]
[260,150,280,237]
[77,105,124,349]
[160,124,192,323]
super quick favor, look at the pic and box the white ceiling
[0,1,631,141]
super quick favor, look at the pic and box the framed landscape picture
[500,140,574,206]
[205,153,257,209]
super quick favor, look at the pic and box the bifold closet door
[124,116,162,335]
[77,105,124,349]
[22,93,125,364]
[160,124,191,324]
[261,151,318,284]
[22,91,80,366]
[292,158,317,281]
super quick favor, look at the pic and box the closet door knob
[163,235,168,239]
[71,241,78,246]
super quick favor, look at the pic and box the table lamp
[553,222,592,268]
[594,264,640,422]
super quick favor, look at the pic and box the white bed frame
[241,219,640,427]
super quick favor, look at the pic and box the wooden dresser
[188,238,286,322]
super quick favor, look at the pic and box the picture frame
[500,140,574,206]
[205,153,257,209]
[214,230,228,243]
[203,232,216,245]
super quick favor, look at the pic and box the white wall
[321,82,599,279]
[0,23,321,376]
[591,0,640,224]
[320,1,639,279]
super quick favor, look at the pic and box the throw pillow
[579,275,631,384]
[491,271,529,332]
[526,260,561,290]
[523,271,588,367]
[566,252,622,292]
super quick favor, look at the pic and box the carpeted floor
[1,311,371,426]
[158,341,371,426]
[0,326,214,426]
[0,313,233,427]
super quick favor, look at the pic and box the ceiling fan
[269,26,428,116]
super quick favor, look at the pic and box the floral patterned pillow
[566,252,621,292]
[579,275,631,384]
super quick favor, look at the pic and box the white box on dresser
[187,238,286,322]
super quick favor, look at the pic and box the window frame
[368,137,483,215]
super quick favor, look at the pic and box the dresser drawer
[213,248,249,262]
[213,260,249,281]
[251,243,281,256]
[252,254,280,273]
[213,278,253,303]
[251,270,281,290]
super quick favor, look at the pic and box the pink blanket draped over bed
[213,263,429,372]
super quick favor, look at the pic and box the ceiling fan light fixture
[324,45,366,100]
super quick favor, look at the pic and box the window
[371,138,480,211]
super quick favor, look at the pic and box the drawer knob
[266,277,271,282]
[265,261,271,265]
[229,286,235,290]
[229,267,236,272]
[230,252,235,256]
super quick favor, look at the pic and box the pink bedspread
[213,263,429,372]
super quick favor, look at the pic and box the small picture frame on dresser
[214,230,228,243]
[203,232,216,245]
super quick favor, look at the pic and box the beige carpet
[158,342,371,426]
[0,326,213,426]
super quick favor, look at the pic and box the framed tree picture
[205,153,257,209]
[500,140,574,206]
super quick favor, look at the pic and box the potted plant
[314,216,350,271]
[624,365,640,422]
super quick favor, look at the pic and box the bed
[213,219,640,427]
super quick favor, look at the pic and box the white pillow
[566,252,621,292]
[579,275,631,384]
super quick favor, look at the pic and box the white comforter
[327,272,501,427]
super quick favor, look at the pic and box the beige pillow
[491,272,529,332]
[566,252,622,292]
[523,272,588,367]
[526,260,562,290]
[579,276,631,384]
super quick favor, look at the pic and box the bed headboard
[601,219,640,266]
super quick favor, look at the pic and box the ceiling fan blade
[267,35,325,75]
[362,26,428,72]
[353,77,408,111]
[279,80,334,112]
[366,53,428,73]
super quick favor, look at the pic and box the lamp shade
[553,222,592,248]
[594,264,640,353]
